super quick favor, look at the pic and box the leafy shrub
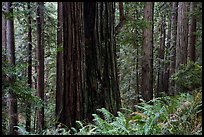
[170,61,202,91]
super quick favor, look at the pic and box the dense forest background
[2,2,202,135]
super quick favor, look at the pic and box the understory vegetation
[14,90,202,135]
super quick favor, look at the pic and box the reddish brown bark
[115,2,126,35]
[141,2,153,101]
[56,2,64,125]
[6,2,18,135]
[176,2,188,69]
[63,2,85,127]
[175,2,188,93]
[119,2,125,21]
[60,2,121,128]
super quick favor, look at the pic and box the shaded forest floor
[15,89,202,135]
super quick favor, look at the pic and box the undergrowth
[14,90,202,135]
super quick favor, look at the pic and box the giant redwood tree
[58,2,121,128]
[141,2,153,101]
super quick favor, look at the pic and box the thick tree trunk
[56,2,64,125]
[141,2,153,101]
[26,2,32,132]
[83,2,97,121]
[188,2,197,62]
[63,2,85,127]
[36,2,45,131]
[61,2,121,128]
[92,2,121,115]
[6,2,18,135]
[169,2,178,95]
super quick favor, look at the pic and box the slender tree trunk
[36,2,45,131]
[115,2,126,35]
[164,13,171,95]
[134,31,139,109]
[135,45,139,105]
[56,2,64,125]
[157,16,166,97]
[26,2,32,132]
[188,2,197,62]
[175,2,188,94]
[6,2,18,135]
[176,2,188,68]
[2,2,7,62]
[169,2,178,95]
[141,2,153,101]
[2,2,7,135]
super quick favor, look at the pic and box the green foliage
[67,91,202,135]
[2,60,43,107]
[14,126,30,135]
[69,121,97,135]
[11,91,202,135]
[170,61,202,91]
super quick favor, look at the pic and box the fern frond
[92,113,112,131]
[14,126,29,135]
[76,120,84,129]
[97,108,115,123]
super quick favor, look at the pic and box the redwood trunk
[188,2,197,62]
[86,2,121,115]
[56,2,64,125]
[176,2,188,69]
[36,2,45,131]
[63,2,85,127]
[157,16,166,97]
[6,2,18,135]
[26,2,32,132]
[61,2,121,128]
[169,2,178,95]
[141,2,153,101]
[175,2,188,93]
